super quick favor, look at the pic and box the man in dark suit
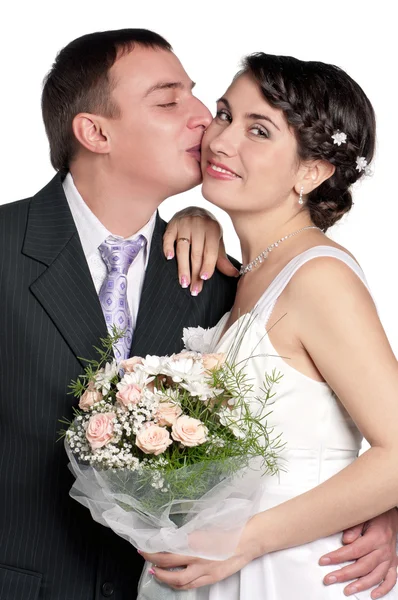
[0,28,396,600]
[0,29,238,600]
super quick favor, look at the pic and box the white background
[1,0,397,355]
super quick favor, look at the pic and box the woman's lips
[205,160,241,180]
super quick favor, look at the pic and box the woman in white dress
[141,53,398,598]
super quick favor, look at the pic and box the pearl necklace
[239,226,320,275]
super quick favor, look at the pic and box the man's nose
[187,99,212,130]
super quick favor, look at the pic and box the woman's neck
[231,209,314,266]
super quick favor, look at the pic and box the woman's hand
[140,518,261,589]
[139,550,248,590]
[163,207,239,295]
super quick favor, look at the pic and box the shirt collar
[63,172,156,268]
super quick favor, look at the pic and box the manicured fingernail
[148,568,155,575]
[137,549,142,554]
[319,557,331,565]
[325,576,337,584]
[200,273,208,280]
[191,287,199,296]
[181,276,189,288]
[166,252,174,260]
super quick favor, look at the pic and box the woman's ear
[295,160,335,196]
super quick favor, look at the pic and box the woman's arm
[143,257,398,590]
[241,257,398,555]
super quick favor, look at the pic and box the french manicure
[200,273,208,281]
[166,252,174,260]
[148,568,155,575]
[191,287,199,297]
[181,276,189,288]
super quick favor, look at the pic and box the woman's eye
[216,109,231,122]
[158,102,177,108]
[250,125,269,138]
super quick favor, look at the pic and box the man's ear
[72,113,110,155]
[295,160,335,196]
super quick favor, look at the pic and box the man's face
[106,46,212,200]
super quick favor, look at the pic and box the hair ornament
[331,131,347,146]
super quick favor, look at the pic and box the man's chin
[172,172,203,196]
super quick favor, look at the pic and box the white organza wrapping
[66,440,267,560]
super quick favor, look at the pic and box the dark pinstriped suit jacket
[0,174,238,600]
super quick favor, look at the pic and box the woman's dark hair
[241,53,376,231]
[42,29,172,174]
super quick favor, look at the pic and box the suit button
[101,582,114,597]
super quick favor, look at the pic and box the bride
[141,53,398,598]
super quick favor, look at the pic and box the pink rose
[86,413,116,450]
[171,416,208,447]
[116,384,143,409]
[156,402,183,427]
[136,424,173,455]
[119,356,143,373]
[202,353,226,372]
[79,387,103,412]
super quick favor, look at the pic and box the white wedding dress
[194,246,397,600]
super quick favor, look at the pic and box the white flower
[117,369,154,389]
[94,360,118,394]
[356,156,368,172]
[218,405,247,439]
[331,131,347,146]
[180,379,223,401]
[162,356,205,383]
[140,355,169,376]
[182,326,217,353]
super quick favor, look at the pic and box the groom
[0,28,395,600]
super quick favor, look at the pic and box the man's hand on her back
[164,207,239,295]
[319,510,398,598]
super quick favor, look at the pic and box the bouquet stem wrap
[67,442,266,559]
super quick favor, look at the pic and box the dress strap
[254,245,372,326]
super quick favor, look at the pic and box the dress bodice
[204,246,371,492]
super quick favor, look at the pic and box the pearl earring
[298,186,304,205]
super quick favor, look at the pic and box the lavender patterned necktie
[98,235,146,362]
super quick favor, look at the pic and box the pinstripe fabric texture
[0,174,238,600]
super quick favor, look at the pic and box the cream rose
[119,356,143,373]
[202,353,226,371]
[136,424,172,455]
[116,384,143,409]
[86,413,116,450]
[171,416,208,447]
[78,387,103,412]
[156,401,183,427]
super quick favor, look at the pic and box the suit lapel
[131,214,191,357]
[23,175,108,368]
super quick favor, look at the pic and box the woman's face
[201,73,301,215]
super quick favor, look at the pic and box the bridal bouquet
[61,325,283,599]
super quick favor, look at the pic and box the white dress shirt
[63,172,157,330]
